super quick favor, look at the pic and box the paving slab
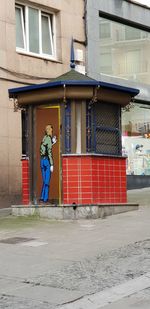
[59,273,150,309]
[5,285,83,305]
[0,278,26,293]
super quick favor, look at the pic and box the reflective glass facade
[99,17,150,85]
[99,16,150,176]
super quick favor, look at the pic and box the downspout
[83,0,88,47]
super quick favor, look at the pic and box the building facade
[0,0,85,207]
[1,0,150,208]
[86,0,150,188]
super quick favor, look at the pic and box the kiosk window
[87,102,121,155]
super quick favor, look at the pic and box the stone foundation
[11,204,139,220]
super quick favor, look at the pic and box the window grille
[86,102,122,155]
[86,104,92,152]
[65,102,71,153]
[22,110,28,155]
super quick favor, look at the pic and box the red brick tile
[81,198,93,204]
[22,201,29,205]
[67,162,78,168]
[22,183,29,190]
[22,167,29,173]
[22,161,29,166]
[62,155,127,205]
[81,168,92,174]
[22,192,29,197]
[82,192,92,198]
[66,170,79,176]
[68,191,79,196]
[68,198,79,204]
[22,172,29,178]
[81,181,91,188]
[81,185,92,192]
[22,179,29,185]
[67,175,79,182]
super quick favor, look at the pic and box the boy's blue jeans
[40,157,51,202]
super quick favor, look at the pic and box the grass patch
[0,215,64,230]
[0,215,47,230]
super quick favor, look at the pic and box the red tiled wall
[22,158,30,205]
[62,155,127,205]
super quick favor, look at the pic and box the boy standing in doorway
[40,124,57,203]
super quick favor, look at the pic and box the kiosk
[9,69,139,218]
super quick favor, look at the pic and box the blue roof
[99,81,139,96]
[8,70,139,97]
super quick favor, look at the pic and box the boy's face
[47,125,53,136]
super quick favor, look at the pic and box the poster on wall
[122,104,150,176]
[122,136,150,175]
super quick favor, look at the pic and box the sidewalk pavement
[0,201,150,308]
[127,187,150,206]
[0,187,149,308]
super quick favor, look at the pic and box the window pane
[125,26,140,40]
[28,7,39,53]
[100,53,112,73]
[99,22,111,39]
[42,15,52,54]
[99,17,150,84]
[15,7,24,49]
[125,50,140,73]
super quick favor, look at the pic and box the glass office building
[99,16,150,176]
[87,0,150,187]
[99,17,150,85]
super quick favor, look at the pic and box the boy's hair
[45,124,53,135]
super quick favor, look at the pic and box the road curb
[59,273,150,309]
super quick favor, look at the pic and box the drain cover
[0,237,35,244]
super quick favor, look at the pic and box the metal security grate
[22,110,28,156]
[95,103,121,155]
[65,101,71,153]
[86,102,121,155]
[86,105,92,152]
[95,103,119,128]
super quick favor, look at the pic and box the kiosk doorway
[36,106,60,204]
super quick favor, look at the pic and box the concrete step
[0,208,12,217]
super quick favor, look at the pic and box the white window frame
[15,3,56,60]
[15,4,26,51]
[40,12,54,56]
